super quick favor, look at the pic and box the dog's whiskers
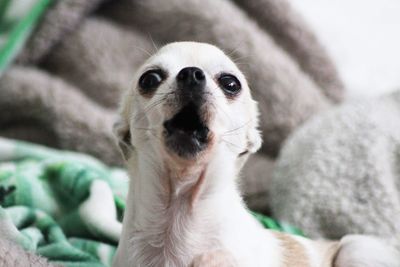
[147,33,159,55]
[151,87,176,96]
[209,101,233,126]
[133,96,169,122]
[226,44,251,68]
[231,56,250,67]
[225,41,244,59]
[132,85,179,123]
[134,44,154,57]
[221,120,252,136]
[220,138,242,150]
[151,92,175,96]
[207,85,247,104]
[233,61,251,68]
[207,92,234,122]
[147,131,164,144]
[131,126,156,131]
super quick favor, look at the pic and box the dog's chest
[129,201,219,267]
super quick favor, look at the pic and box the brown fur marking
[190,250,238,267]
[273,231,311,267]
[320,241,340,266]
[189,168,207,209]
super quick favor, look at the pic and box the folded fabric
[270,90,400,251]
[0,137,128,266]
[0,0,52,77]
[0,137,303,266]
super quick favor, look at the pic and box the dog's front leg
[190,250,238,267]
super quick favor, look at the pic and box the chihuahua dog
[113,42,399,267]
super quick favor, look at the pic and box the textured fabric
[0,137,128,266]
[17,0,104,64]
[0,137,303,266]
[241,154,275,214]
[233,0,344,103]
[0,66,120,165]
[41,17,151,108]
[270,90,400,250]
[0,0,52,76]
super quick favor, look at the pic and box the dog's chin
[163,102,211,159]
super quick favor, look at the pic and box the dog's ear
[113,116,134,160]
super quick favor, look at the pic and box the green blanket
[0,0,52,77]
[0,137,302,267]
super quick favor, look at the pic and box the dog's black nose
[177,67,205,88]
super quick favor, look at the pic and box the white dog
[113,42,399,267]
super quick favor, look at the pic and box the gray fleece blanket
[0,0,344,213]
[271,90,400,250]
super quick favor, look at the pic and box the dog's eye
[218,74,241,97]
[139,69,165,93]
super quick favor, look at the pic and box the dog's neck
[122,145,252,266]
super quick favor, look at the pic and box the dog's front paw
[190,250,238,267]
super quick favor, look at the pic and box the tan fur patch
[189,168,207,209]
[273,231,311,267]
[319,241,340,266]
[190,250,238,267]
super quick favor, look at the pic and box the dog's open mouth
[163,102,210,158]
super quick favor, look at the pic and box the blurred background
[290,0,400,98]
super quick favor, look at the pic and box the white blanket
[271,90,400,250]
[290,0,400,98]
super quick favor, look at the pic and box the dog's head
[115,42,261,169]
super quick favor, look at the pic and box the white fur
[113,42,399,267]
[334,235,399,267]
